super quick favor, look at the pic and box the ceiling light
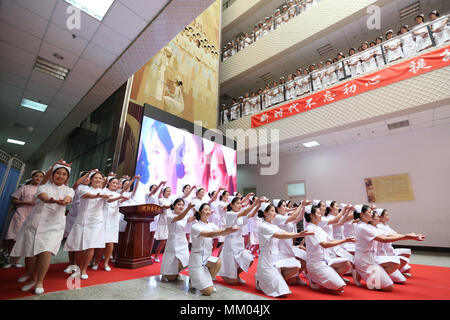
[21,99,48,112]
[64,0,115,21]
[387,120,410,130]
[33,57,70,80]
[302,141,320,148]
[7,138,25,145]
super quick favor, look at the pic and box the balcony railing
[218,14,450,125]
[221,0,323,61]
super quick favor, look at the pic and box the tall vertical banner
[130,0,221,129]
[251,45,450,128]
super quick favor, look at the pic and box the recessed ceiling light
[21,99,48,112]
[34,56,70,80]
[64,0,115,21]
[302,141,320,148]
[53,53,64,60]
[7,138,25,145]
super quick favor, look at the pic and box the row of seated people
[219,12,449,125]
[222,0,321,61]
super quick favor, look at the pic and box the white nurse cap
[339,203,347,210]
[53,164,71,174]
[273,199,281,207]
[260,202,270,212]
[374,208,384,216]
[325,200,332,207]
[355,205,363,213]
[305,205,312,214]
[312,199,321,206]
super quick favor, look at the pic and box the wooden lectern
[115,204,162,269]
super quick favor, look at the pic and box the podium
[115,204,162,269]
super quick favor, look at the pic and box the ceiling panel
[0,41,37,68]
[81,42,118,69]
[44,23,88,56]
[29,70,64,90]
[0,57,32,79]
[120,0,170,22]
[91,24,131,56]
[54,90,82,105]
[0,82,24,99]
[25,80,60,99]
[102,1,148,40]
[0,21,42,54]
[0,71,28,89]
[50,0,101,41]
[1,0,49,39]
[12,0,57,20]
[65,70,97,90]
[38,41,80,69]
[71,58,106,81]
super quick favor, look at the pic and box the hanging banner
[251,45,450,128]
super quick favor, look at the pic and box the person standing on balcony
[309,64,322,91]
[274,9,282,29]
[384,30,404,63]
[288,1,296,19]
[360,42,378,73]
[429,10,449,46]
[221,104,229,125]
[399,25,417,58]
[347,48,363,76]
[302,69,311,93]
[281,6,289,25]
[230,98,240,120]
[263,84,271,108]
[324,59,338,87]
[413,14,433,52]
[285,74,296,100]
[294,69,303,97]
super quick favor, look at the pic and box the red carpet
[0,259,162,300]
[2,256,450,300]
[194,261,450,300]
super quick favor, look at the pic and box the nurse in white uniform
[319,201,355,263]
[154,187,173,262]
[217,196,262,284]
[370,210,408,284]
[216,190,231,255]
[63,170,92,274]
[377,209,426,277]
[118,176,141,232]
[360,42,378,73]
[64,171,111,279]
[255,203,314,297]
[92,177,128,271]
[413,14,433,52]
[304,205,354,292]
[12,162,74,295]
[189,203,238,295]
[353,205,424,291]
[384,30,404,63]
[160,198,196,281]
[145,181,165,256]
[272,199,310,284]
[429,11,450,46]
[399,25,417,58]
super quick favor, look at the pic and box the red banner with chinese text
[251,45,450,128]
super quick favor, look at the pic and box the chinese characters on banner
[251,45,450,128]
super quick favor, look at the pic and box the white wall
[237,123,450,248]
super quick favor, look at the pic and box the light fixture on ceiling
[33,57,70,81]
[302,141,320,148]
[399,1,420,21]
[21,99,48,112]
[64,0,115,21]
[387,120,410,130]
[7,138,25,145]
